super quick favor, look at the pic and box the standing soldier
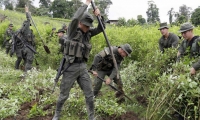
[177,22,200,75]
[11,6,36,71]
[56,29,67,54]
[176,22,200,120]
[3,23,14,54]
[158,22,179,53]
[90,43,133,103]
[52,0,105,119]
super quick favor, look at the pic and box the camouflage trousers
[54,62,94,120]
[15,46,34,71]
[5,40,11,54]
[93,70,124,101]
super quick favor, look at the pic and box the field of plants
[0,9,200,120]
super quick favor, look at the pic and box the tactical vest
[183,36,200,56]
[63,31,92,61]
[97,46,122,71]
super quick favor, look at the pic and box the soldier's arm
[67,3,89,40]
[25,6,30,22]
[192,59,200,72]
[191,39,200,71]
[89,7,105,37]
[177,41,184,57]
[109,64,120,80]
[21,6,31,34]
[171,34,179,48]
[91,49,105,71]
[177,41,185,62]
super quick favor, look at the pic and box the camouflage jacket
[59,35,67,53]
[64,4,105,62]
[178,36,200,70]
[158,32,179,52]
[91,46,123,80]
[13,12,35,49]
[4,28,14,40]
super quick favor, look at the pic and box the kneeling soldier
[91,43,132,103]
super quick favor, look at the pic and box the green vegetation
[0,10,200,120]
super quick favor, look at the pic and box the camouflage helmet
[179,22,194,33]
[80,12,94,27]
[120,43,133,57]
[158,22,169,30]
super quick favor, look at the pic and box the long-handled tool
[27,7,50,54]
[91,1,120,79]
[88,70,133,102]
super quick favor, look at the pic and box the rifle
[17,34,37,54]
[10,30,37,58]
[88,70,133,102]
[52,56,73,93]
[52,57,71,93]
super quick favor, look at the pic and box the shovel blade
[43,45,50,54]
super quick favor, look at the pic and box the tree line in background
[118,1,200,27]
[0,0,112,19]
[0,0,200,26]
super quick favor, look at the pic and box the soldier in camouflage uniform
[11,6,36,71]
[3,23,14,54]
[158,22,179,53]
[56,29,67,54]
[90,44,132,103]
[52,0,104,120]
[177,22,200,75]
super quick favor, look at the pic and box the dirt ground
[4,88,141,120]
[4,101,140,120]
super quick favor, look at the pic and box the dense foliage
[191,7,200,26]
[0,9,200,120]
